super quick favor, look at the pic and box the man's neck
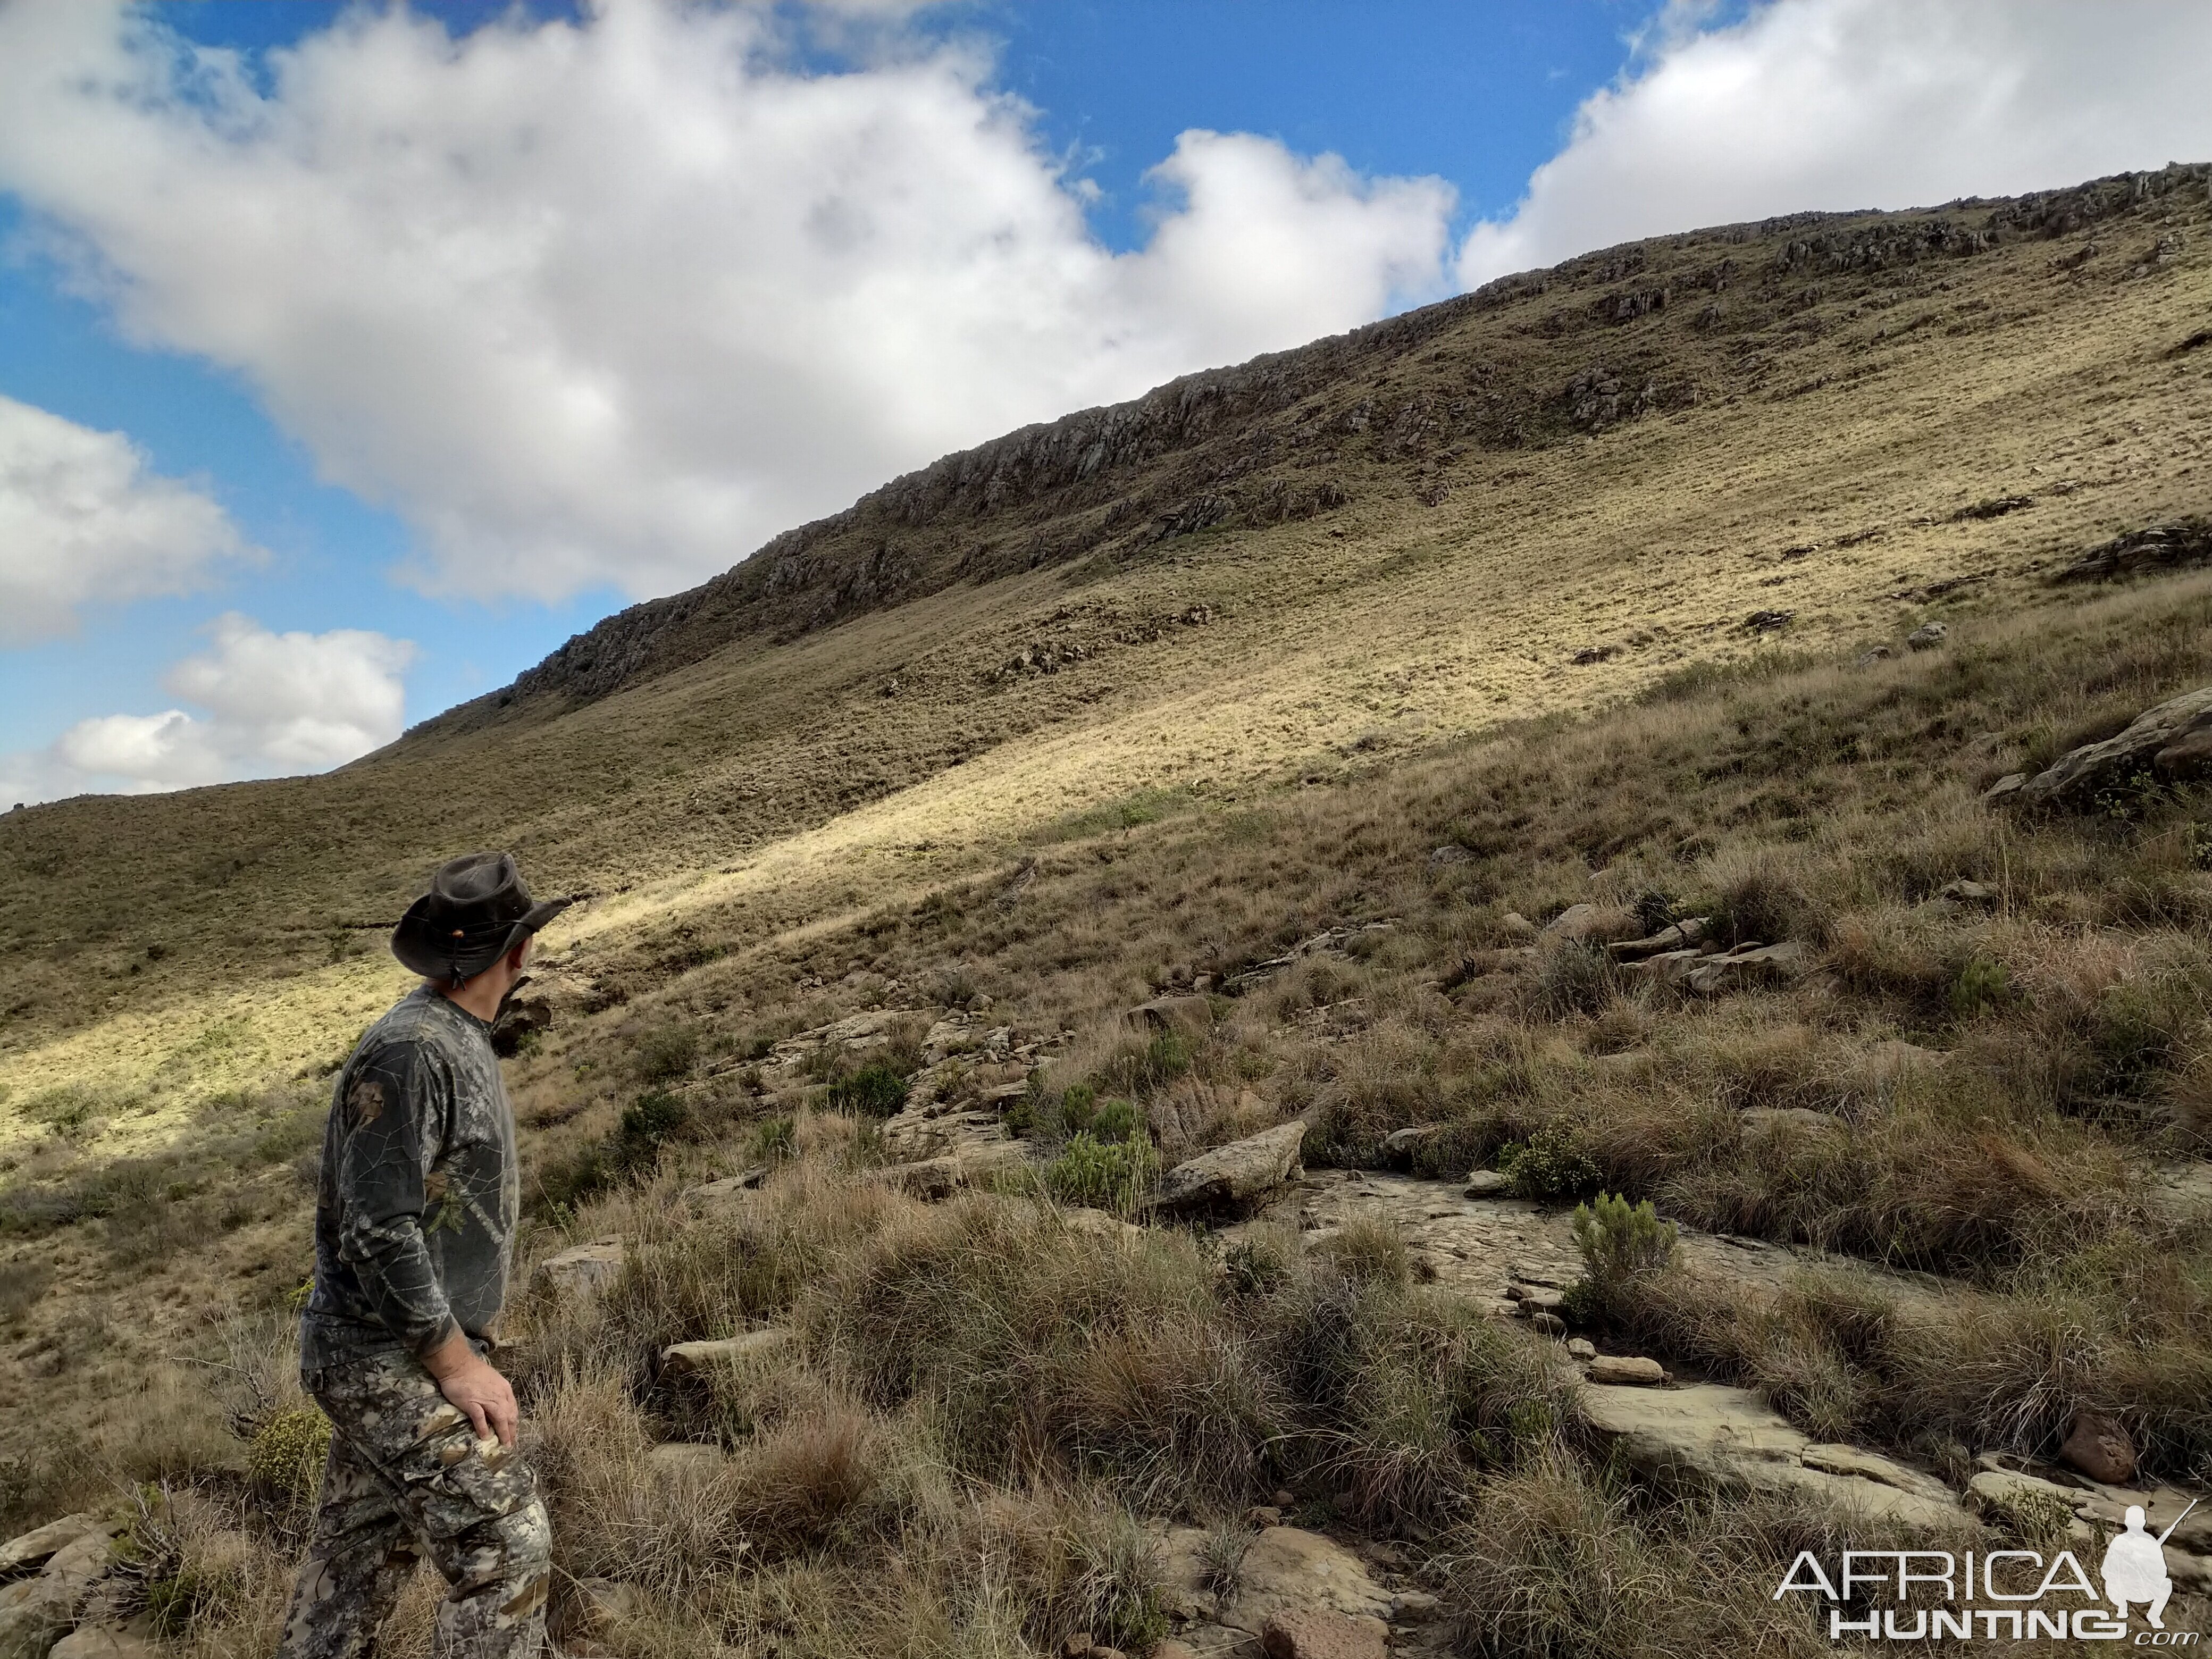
[436,971,510,1026]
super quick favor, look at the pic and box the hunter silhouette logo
[1774,1499,2204,1643]
[2104,1501,2197,1630]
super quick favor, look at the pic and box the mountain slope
[2,162,2208,1100]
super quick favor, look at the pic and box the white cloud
[0,1,1454,605]
[1458,0,2212,286]
[0,391,253,643]
[10,614,414,801]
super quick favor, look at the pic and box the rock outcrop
[1579,1382,1968,1530]
[1153,1121,1307,1212]
[1986,684,2212,811]
[2052,518,2212,584]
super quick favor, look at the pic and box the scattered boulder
[660,1329,792,1378]
[1938,878,1998,907]
[1260,1609,1388,1659]
[1587,1355,1664,1386]
[1744,609,1794,633]
[1855,646,1895,668]
[533,1239,625,1303]
[875,1139,1031,1200]
[2059,1411,2138,1486]
[1992,685,2212,813]
[1427,844,1473,868]
[1497,911,1538,941]
[1463,1169,1512,1198]
[684,1168,768,1208]
[489,992,554,1058]
[1381,1125,1440,1164]
[0,1522,120,1659]
[1125,994,1216,1038]
[1229,1527,1396,1633]
[1566,1338,1597,1361]
[1906,622,1948,650]
[1606,917,1714,962]
[2052,518,2212,584]
[1153,1121,1306,1213]
[1685,941,1807,995]
[0,1515,104,1580]
[1580,1381,1967,1529]
[1528,1312,1567,1337]
[646,1443,727,1476]
[1543,903,1608,942]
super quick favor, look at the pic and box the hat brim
[391,894,575,982]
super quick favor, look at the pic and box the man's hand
[423,1329,518,1446]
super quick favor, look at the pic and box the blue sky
[1,0,2205,803]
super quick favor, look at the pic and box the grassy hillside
[4,163,2208,1115]
[2,163,2211,1654]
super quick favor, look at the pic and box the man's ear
[506,939,532,976]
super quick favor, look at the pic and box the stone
[1125,994,1216,1037]
[1392,1590,1440,1619]
[1939,878,1998,906]
[1528,1312,1567,1337]
[534,1239,624,1302]
[1685,941,1807,995]
[1906,621,1948,650]
[1587,1355,1664,1386]
[0,1515,104,1580]
[1514,1287,1566,1314]
[573,1577,648,1635]
[1153,1121,1306,1212]
[1381,1125,1440,1163]
[1628,945,1713,984]
[1057,1206,1147,1246]
[646,1442,727,1476]
[1228,1528,1395,1632]
[1260,1609,1388,1659]
[1152,1645,1200,1659]
[1855,646,1895,668]
[684,1168,768,1208]
[1605,917,1713,962]
[2059,1411,2137,1485]
[659,1329,793,1377]
[0,1525,120,1659]
[1497,911,1538,941]
[1271,1489,1296,1509]
[1981,772,2027,805]
[1966,1468,2087,1521]
[1543,903,1605,941]
[1059,1633,1095,1658]
[1463,1170,1511,1197]
[1579,1381,1966,1529]
[875,1138,1032,1200]
[489,992,554,1058]
[51,1630,162,1659]
[1744,609,1795,633]
[1244,1506,1283,1528]
[2051,519,2212,584]
[1427,844,1473,868]
[1566,1338,1596,1361]
[1996,685,2212,814]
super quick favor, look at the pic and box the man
[2102,1503,2177,1630]
[278,852,572,1659]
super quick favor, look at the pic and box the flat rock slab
[660,1329,792,1377]
[1155,1121,1306,1212]
[1226,1527,1395,1633]
[1580,1381,1966,1530]
[0,1515,104,1580]
[872,1138,1031,1199]
[1260,1609,1387,1659]
[1246,1171,1946,1321]
[1586,1355,1664,1386]
[52,1629,161,1659]
[534,1239,624,1302]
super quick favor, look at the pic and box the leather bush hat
[391,851,573,984]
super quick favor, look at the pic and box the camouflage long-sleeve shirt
[300,984,520,1370]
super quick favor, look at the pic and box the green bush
[616,1091,690,1168]
[246,1405,331,1501]
[636,1026,700,1083]
[1569,1192,1677,1323]
[1498,1122,1600,1202]
[1949,955,2014,1018]
[1045,1132,1156,1211]
[827,1062,910,1118]
[1088,1097,1144,1144]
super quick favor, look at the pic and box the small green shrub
[753,1114,796,1162]
[1498,1122,1600,1202]
[1981,1482,2076,1548]
[617,1091,690,1168]
[1568,1192,1677,1323]
[246,1405,330,1501]
[827,1062,910,1118]
[1088,1097,1144,1144]
[1222,1235,1291,1298]
[1060,1081,1099,1134]
[1045,1133,1156,1211]
[636,1025,700,1083]
[1949,955,2014,1019]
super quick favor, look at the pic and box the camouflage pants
[276,1352,551,1659]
